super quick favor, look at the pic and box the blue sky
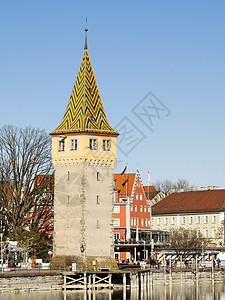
[1,1,225,188]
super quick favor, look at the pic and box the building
[49,29,119,270]
[151,187,225,246]
[143,185,165,206]
[113,170,167,261]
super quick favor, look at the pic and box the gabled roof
[114,173,135,197]
[143,186,158,200]
[152,189,225,215]
[50,29,118,136]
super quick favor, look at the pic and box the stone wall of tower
[53,159,115,258]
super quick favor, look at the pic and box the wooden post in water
[64,274,66,291]
[109,274,112,289]
[212,256,214,280]
[169,257,172,284]
[88,274,91,289]
[140,272,143,288]
[84,272,87,290]
[92,273,96,290]
[123,273,126,290]
[180,255,182,283]
[195,256,198,280]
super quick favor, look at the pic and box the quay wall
[0,270,224,292]
[0,275,63,293]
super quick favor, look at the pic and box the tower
[50,29,119,271]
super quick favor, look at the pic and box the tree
[153,179,196,195]
[165,227,210,261]
[0,125,53,257]
[217,219,225,245]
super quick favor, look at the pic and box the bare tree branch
[0,125,53,256]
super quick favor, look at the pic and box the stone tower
[50,29,119,271]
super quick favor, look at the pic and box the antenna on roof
[84,18,88,50]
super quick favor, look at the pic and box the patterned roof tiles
[50,41,118,136]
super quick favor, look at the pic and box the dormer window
[58,139,65,152]
[103,139,111,151]
[70,139,77,151]
[89,139,97,150]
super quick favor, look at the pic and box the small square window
[113,219,120,226]
[103,140,111,151]
[70,139,77,151]
[114,206,120,213]
[89,139,97,150]
[58,139,65,152]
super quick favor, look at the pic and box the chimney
[190,187,196,191]
[201,187,207,191]
[170,188,175,194]
[208,186,213,190]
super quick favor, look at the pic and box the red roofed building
[113,170,152,260]
[151,187,225,246]
[143,185,166,206]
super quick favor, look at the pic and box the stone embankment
[0,268,224,293]
[0,270,63,293]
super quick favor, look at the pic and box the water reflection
[0,283,225,300]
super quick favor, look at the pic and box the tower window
[97,172,100,181]
[103,140,111,151]
[67,195,69,204]
[97,195,100,204]
[67,171,70,180]
[89,139,97,150]
[70,139,77,151]
[58,139,65,152]
[97,220,100,229]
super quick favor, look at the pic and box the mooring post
[123,273,126,289]
[64,274,67,291]
[169,257,172,283]
[140,272,144,289]
[196,256,198,280]
[212,256,214,280]
[109,274,112,289]
[150,271,153,286]
[180,255,182,283]
[88,274,91,289]
[163,253,166,285]
[84,272,87,290]
[92,273,96,290]
[143,272,146,286]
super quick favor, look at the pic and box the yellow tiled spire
[50,29,118,136]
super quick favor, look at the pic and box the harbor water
[0,282,224,300]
